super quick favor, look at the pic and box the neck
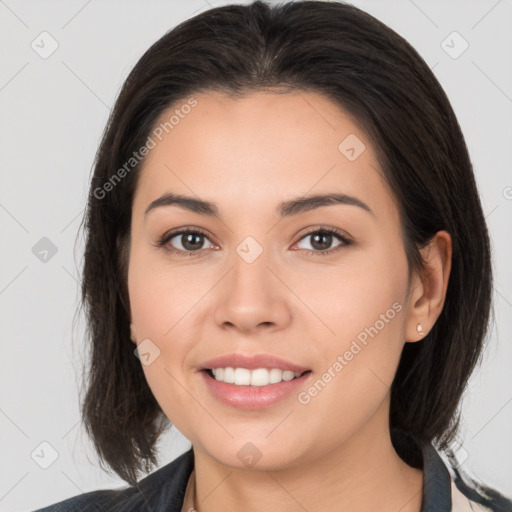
[189,407,423,512]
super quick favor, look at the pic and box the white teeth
[210,367,302,386]
[234,368,251,385]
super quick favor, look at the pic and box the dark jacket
[31,432,510,512]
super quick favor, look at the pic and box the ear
[405,230,452,342]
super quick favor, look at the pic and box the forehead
[133,90,397,224]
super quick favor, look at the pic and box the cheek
[128,267,195,434]
[292,251,407,416]
[290,253,407,350]
[127,246,201,339]
[137,359,201,444]
[127,252,209,430]
[294,299,406,452]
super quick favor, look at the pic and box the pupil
[312,233,331,250]
[183,233,203,251]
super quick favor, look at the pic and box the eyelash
[155,226,352,258]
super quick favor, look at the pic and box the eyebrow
[144,192,374,218]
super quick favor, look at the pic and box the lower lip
[200,370,313,410]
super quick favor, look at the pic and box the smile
[201,368,313,410]
[207,367,309,386]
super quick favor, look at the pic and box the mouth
[202,367,313,386]
[200,367,314,410]
[197,353,313,409]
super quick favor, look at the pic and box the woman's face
[128,90,421,470]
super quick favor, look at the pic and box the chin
[200,438,308,472]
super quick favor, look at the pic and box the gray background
[0,0,511,510]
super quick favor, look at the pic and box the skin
[127,90,452,512]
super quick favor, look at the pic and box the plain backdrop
[0,0,511,510]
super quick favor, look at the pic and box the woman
[33,1,512,511]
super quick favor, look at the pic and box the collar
[420,436,452,510]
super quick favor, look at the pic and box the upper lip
[199,353,311,373]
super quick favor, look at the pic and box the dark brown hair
[77,0,506,502]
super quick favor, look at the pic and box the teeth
[210,367,303,386]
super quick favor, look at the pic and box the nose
[212,248,292,334]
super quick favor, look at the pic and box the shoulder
[449,471,512,512]
[451,480,491,511]
[30,487,137,512]
[31,448,195,512]
[393,429,512,512]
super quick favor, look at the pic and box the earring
[130,323,135,342]
[416,323,424,336]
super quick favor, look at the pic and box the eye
[156,228,216,257]
[293,227,352,256]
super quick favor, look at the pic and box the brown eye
[172,232,206,251]
[157,228,215,257]
[294,228,351,256]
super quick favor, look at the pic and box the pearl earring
[417,323,424,336]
